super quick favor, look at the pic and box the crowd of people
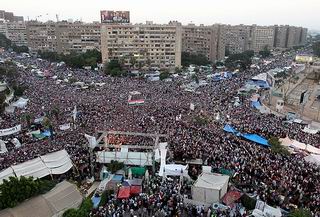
[0,48,319,216]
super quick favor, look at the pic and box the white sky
[2,0,320,30]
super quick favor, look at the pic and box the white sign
[59,123,71,131]
[84,134,97,149]
[0,125,21,137]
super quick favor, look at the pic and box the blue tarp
[251,101,261,109]
[91,196,101,208]
[41,130,51,137]
[112,175,123,182]
[223,125,238,134]
[242,134,270,146]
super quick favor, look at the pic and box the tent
[117,187,130,199]
[279,137,293,147]
[253,200,282,217]
[158,164,188,177]
[130,186,142,195]
[130,167,146,176]
[192,173,229,204]
[222,190,242,206]
[304,154,320,166]
[242,134,270,147]
[11,98,29,109]
[0,140,8,153]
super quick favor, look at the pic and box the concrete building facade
[182,24,225,62]
[55,21,101,54]
[101,21,182,68]
[26,21,59,52]
[249,25,275,52]
[223,24,251,54]
[6,22,27,46]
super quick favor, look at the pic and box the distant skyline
[2,0,320,30]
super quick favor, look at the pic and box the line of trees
[181,52,211,67]
[63,198,93,217]
[0,176,56,209]
[38,49,102,69]
[225,50,255,70]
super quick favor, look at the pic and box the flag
[72,105,77,122]
[190,103,195,111]
[84,134,97,149]
[128,99,145,106]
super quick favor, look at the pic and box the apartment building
[182,24,225,62]
[26,21,101,54]
[6,22,27,46]
[26,21,58,52]
[0,10,24,22]
[249,25,275,52]
[274,25,289,48]
[56,21,101,54]
[223,24,251,54]
[101,21,182,68]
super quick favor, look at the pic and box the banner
[0,140,7,153]
[84,134,97,149]
[59,123,71,131]
[190,103,195,111]
[0,125,21,137]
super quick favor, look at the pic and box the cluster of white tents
[280,137,320,166]
[0,149,73,184]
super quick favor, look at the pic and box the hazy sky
[2,0,320,30]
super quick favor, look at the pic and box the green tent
[130,167,146,176]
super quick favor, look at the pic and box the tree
[181,52,210,67]
[104,59,124,77]
[269,136,290,156]
[21,113,33,127]
[0,176,56,209]
[174,67,182,74]
[129,56,137,69]
[159,70,170,80]
[259,46,271,58]
[225,51,253,70]
[289,208,312,217]
[313,41,320,57]
[107,160,124,174]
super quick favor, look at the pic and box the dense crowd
[0,49,319,216]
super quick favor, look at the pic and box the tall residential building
[223,24,251,54]
[26,21,59,52]
[26,21,101,54]
[249,25,275,52]
[182,24,225,62]
[101,21,182,68]
[286,26,301,48]
[6,22,27,46]
[274,25,289,48]
[0,10,24,22]
[55,21,101,54]
[300,28,308,45]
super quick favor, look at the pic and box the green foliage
[240,194,256,210]
[63,198,93,217]
[12,45,29,53]
[0,33,29,53]
[107,160,124,174]
[0,33,12,49]
[194,115,209,126]
[98,190,114,207]
[289,208,312,217]
[12,84,27,97]
[191,74,199,84]
[0,176,56,209]
[38,49,101,69]
[182,52,210,67]
[159,70,170,80]
[104,59,126,77]
[313,41,320,57]
[225,50,254,70]
[175,67,182,74]
[259,46,271,58]
[269,136,290,156]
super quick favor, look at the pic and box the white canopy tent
[97,151,153,166]
[304,154,320,166]
[158,164,188,177]
[192,173,229,204]
[0,150,73,183]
